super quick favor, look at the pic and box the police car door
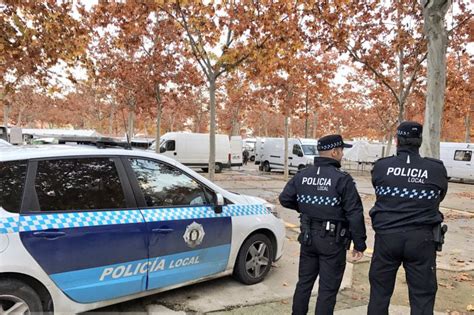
[124,157,232,291]
[19,157,148,303]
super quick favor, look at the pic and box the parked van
[149,132,237,173]
[261,138,318,173]
[440,142,473,181]
[254,138,267,165]
[243,138,257,161]
[230,136,243,167]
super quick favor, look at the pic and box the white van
[150,132,236,173]
[440,142,473,181]
[261,138,318,173]
[243,138,257,161]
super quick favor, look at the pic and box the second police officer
[368,121,448,315]
[279,134,367,315]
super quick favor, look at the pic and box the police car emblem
[183,222,205,248]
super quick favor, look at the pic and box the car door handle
[288,157,293,160]
[152,228,174,234]
[33,231,66,239]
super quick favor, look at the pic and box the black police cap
[396,121,422,138]
[317,134,352,151]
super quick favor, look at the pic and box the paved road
[86,165,473,314]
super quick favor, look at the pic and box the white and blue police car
[0,144,285,313]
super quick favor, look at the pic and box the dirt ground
[348,260,474,314]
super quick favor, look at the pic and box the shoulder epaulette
[424,157,444,164]
[336,168,349,176]
[373,155,394,164]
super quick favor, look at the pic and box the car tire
[298,164,306,171]
[233,234,273,285]
[263,162,271,172]
[0,279,43,314]
[215,163,223,173]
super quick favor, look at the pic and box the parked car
[0,144,285,313]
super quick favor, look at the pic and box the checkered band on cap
[317,141,343,151]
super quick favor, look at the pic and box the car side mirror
[298,152,303,157]
[214,193,224,214]
[159,147,166,153]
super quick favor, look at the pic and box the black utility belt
[310,220,346,232]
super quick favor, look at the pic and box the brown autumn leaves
[1,1,472,142]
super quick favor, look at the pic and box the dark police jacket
[279,157,367,252]
[370,146,448,234]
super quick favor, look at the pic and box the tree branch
[346,46,400,104]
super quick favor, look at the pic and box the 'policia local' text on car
[0,144,285,313]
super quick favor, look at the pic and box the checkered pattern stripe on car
[0,204,269,234]
[375,186,441,200]
[142,204,269,222]
[297,194,342,206]
[0,210,143,234]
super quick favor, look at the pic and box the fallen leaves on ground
[439,282,455,289]
[452,273,473,282]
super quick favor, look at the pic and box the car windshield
[302,145,317,155]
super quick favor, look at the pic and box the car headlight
[265,203,280,218]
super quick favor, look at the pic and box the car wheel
[263,162,271,172]
[298,164,306,171]
[215,163,223,173]
[233,234,273,285]
[0,279,43,314]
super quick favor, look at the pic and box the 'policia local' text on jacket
[279,157,367,252]
[370,146,448,233]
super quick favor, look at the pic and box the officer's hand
[351,250,364,261]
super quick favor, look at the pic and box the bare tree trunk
[385,130,394,157]
[230,104,241,136]
[397,6,405,124]
[127,96,136,142]
[155,84,162,153]
[3,102,10,126]
[466,111,471,143]
[421,0,451,158]
[109,102,116,136]
[283,115,289,181]
[312,111,318,139]
[304,90,309,138]
[208,77,217,180]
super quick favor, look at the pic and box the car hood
[227,192,269,205]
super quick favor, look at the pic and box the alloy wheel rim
[245,241,270,278]
[0,295,30,315]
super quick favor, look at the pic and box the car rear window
[34,158,127,211]
[0,161,28,213]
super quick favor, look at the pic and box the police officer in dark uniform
[279,134,367,315]
[368,121,448,315]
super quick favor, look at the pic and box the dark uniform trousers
[293,231,346,315]
[368,227,437,315]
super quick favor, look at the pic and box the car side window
[454,150,472,162]
[34,158,126,211]
[165,140,175,151]
[129,158,209,207]
[293,144,303,155]
[0,161,28,213]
